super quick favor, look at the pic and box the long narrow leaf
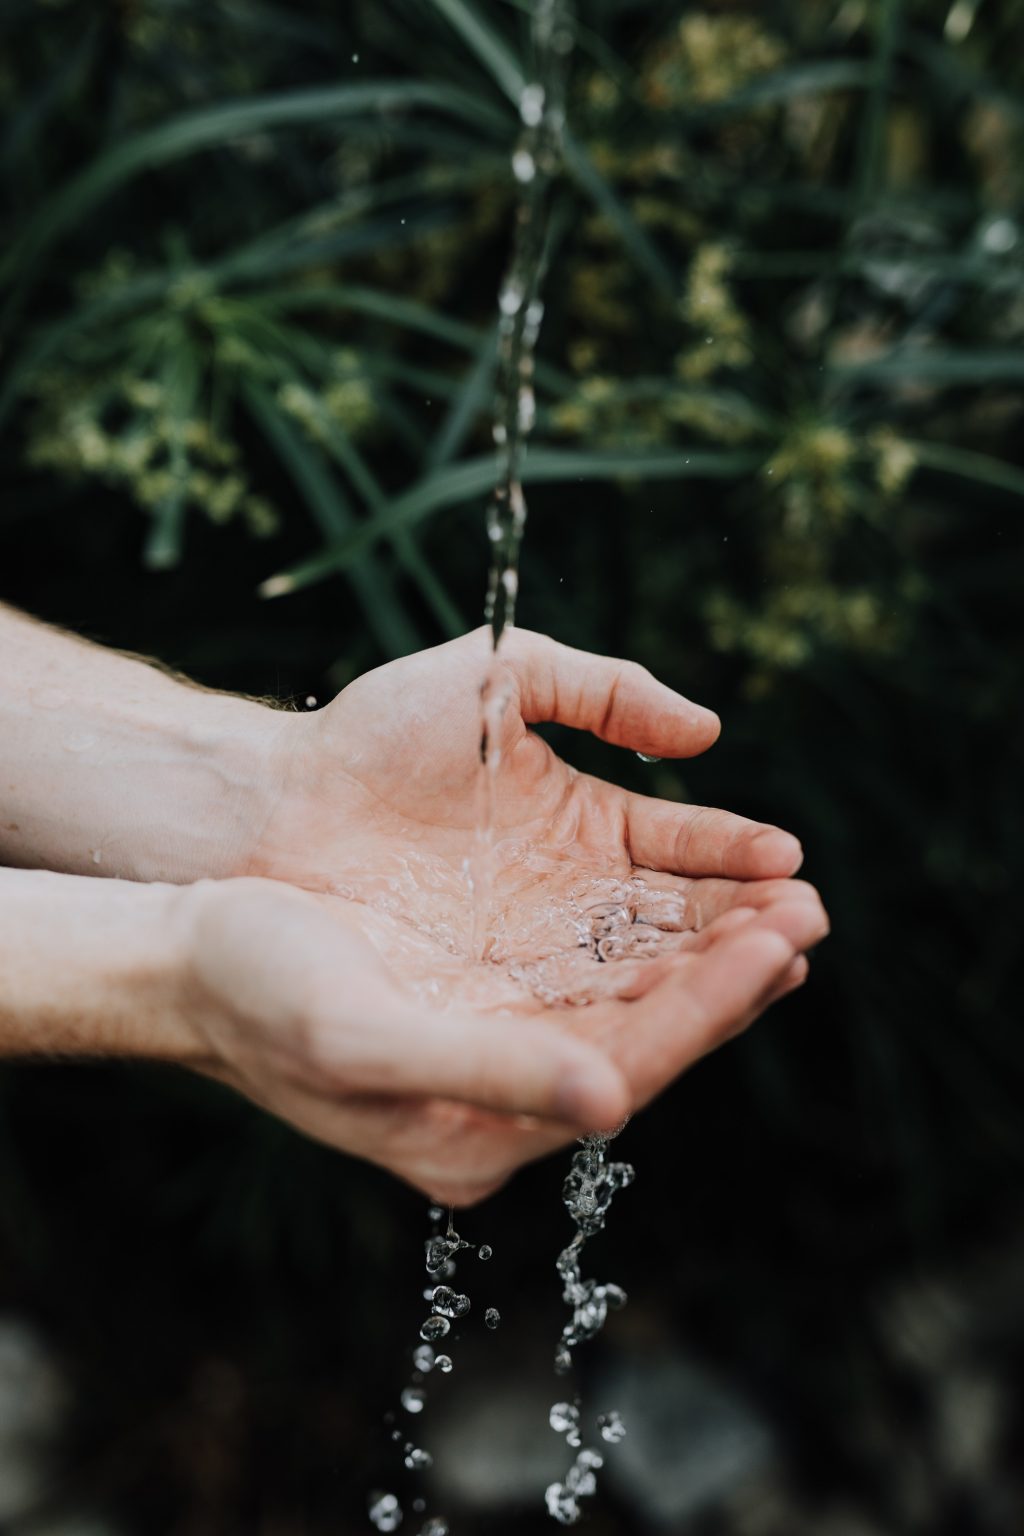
[693,59,878,120]
[563,132,675,298]
[144,333,200,570]
[261,446,760,596]
[426,0,526,102]
[244,382,422,656]
[1,80,511,291]
[833,349,1024,385]
[292,390,464,635]
[909,440,1024,500]
[427,325,498,470]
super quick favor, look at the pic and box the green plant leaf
[1,80,511,294]
[693,59,879,119]
[260,445,760,596]
[426,0,526,102]
[287,387,464,636]
[426,325,498,470]
[834,349,1024,385]
[144,332,201,570]
[563,132,675,297]
[243,381,422,656]
[909,440,1024,500]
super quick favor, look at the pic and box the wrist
[0,870,211,1067]
[175,691,296,882]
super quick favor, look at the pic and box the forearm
[0,605,286,881]
[0,866,208,1064]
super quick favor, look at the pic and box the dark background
[1,1,1023,1532]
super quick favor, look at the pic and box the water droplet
[545,1482,581,1524]
[413,1499,426,1514]
[499,282,524,317]
[512,149,536,183]
[412,1344,435,1373]
[478,1245,493,1261]
[368,1491,402,1532]
[434,1354,453,1373]
[431,1286,470,1319]
[566,1464,596,1496]
[427,1206,444,1224]
[404,1446,433,1471]
[419,1315,450,1342]
[484,1308,500,1329]
[549,1401,580,1435]
[305,695,317,708]
[983,215,1018,254]
[597,1409,626,1443]
[425,1238,448,1274]
[401,1386,426,1414]
[520,83,545,126]
[91,849,102,865]
[421,1520,449,1536]
[636,753,661,764]
[352,52,360,63]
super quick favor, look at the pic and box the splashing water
[372,1205,500,1534]
[542,1133,633,1521]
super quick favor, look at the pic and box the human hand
[249,626,812,946]
[212,627,828,1200]
[182,874,825,1205]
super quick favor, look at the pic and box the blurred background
[2,0,1023,1531]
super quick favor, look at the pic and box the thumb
[501,628,720,758]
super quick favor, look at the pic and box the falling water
[475,0,635,1524]
[371,0,646,1526]
[471,0,573,961]
[369,1206,499,1535]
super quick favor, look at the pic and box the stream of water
[368,1,655,1527]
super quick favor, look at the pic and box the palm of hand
[234,630,827,1201]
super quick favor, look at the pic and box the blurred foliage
[2,0,1024,1532]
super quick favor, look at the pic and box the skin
[0,610,828,1204]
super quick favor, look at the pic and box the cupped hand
[205,628,830,1200]
[182,874,825,1206]
[251,627,807,932]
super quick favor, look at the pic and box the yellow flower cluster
[706,580,901,687]
[26,371,278,541]
[278,353,376,444]
[643,13,786,108]
[676,245,752,379]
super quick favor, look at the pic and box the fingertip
[696,705,721,748]
[731,925,796,974]
[787,953,810,988]
[554,1053,631,1131]
[747,827,804,878]
[666,699,720,756]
